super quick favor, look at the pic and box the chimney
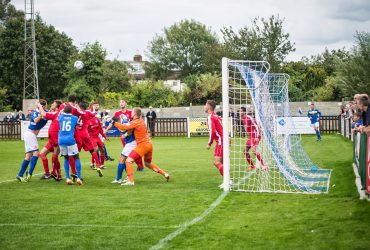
[133,54,142,62]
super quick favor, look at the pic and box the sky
[12,0,370,62]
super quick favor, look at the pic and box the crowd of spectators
[342,94,370,134]
[2,110,28,122]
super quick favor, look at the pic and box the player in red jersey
[39,100,63,180]
[88,115,107,173]
[108,99,144,171]
[205,100,224,177]
[240,107,268,171]
[75,102,103,177]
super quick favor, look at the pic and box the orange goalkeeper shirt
[114,118,151,145]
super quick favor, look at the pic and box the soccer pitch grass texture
[0,135,369,249]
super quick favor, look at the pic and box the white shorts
[60,144,79,156]
[311,122,320,129]
[121,141,137,157]
[24,130,39,153]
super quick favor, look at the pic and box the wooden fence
[0,116,348,140]
[0,121,21,139]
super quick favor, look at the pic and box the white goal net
[221,58,331,194]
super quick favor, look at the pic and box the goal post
[222,57,230,191]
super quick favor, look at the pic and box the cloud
[10,0,370,62]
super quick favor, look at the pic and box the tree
[222,15,295,72]
[100,59,131,93]
[0,2,76,110]
[335,32,370,98]
[147,19,219,79]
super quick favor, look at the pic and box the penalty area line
[150,191,229,250]
[0,173,42,184]
[0,223,178,230]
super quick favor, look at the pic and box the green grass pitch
[0,135,369,249]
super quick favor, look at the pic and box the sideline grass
[0,135,369,249]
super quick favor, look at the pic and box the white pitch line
[0,223,178,230]
[0,173,42,184]
[150,191,229,250]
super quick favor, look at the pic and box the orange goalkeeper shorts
[129,142,153,163]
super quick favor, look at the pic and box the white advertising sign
[276,117,316,135]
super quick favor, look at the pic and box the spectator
[3,112,15,122]
[357,94,370,134]
[351,112,363,133]
[15,110,26,121]
[146,106,157,137]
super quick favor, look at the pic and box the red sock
[215,162,223,176]
[40,154,50,175]
[51,154,57,175]
[91,156,94,165]
[69,156,76,174]
[135,157,144,170]
[100,152,105,166]
[91,151,100,167]
[53,155,61,177]
[255,152,265,166]
[245,153,255,168]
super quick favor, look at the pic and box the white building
[163,80,186,92]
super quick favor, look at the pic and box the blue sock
[18,160,30,177]
[75,158,82,179]
[116,163,126,180]
[64,158,70,179]
[316,130,321,139]
[29,156,39,175]
[104,145,108,158]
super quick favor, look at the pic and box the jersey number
[62,121,72,131]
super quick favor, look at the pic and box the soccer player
[39,100,63,180]
[112,108,170,186]
[239,107,268,171]
[75,102,103,177]
[58,105,82,185]
[108,99,144,171]
[111,114,136,184]
[87,114,107,175]
[16,100,48,182]
[307,103,322,141]
[204,100,224,177]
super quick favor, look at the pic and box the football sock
[126,162,134,182]
[135,157,144,170]
[29,155,39,175]
[75,158,82,179]
[40,154,50,175]
[64,158,70,180]
[51,154,58,175]
[147,163,165,176]
[255,152,266,166]
[117,163,126,180]
[69,156,76,174]
[245,152,255,168]
[316,130,321,139]
[104,145,109,158]
[215,162,224,176]
[100,152,105,166]
[91,152,100,167]
[18,159,30,177]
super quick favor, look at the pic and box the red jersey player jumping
[239,107,268,171]
[204,100,224,179]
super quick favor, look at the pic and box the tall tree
[222,15,295,72]
[147,19,219,79]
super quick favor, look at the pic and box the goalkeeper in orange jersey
[112,107,170,186]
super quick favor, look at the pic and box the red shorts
[45,131,58,152]
[246,136,261,147]
[214,144,223,157]
[91,137,104,149]
[79,133,94,152]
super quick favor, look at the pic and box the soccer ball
[74,60,84,70]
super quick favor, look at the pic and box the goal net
[221,58,331,194]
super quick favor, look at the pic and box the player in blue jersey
[58,105,83,185]
[307,103,322,141]
[111,114,138,184]
[16,100,48,182]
